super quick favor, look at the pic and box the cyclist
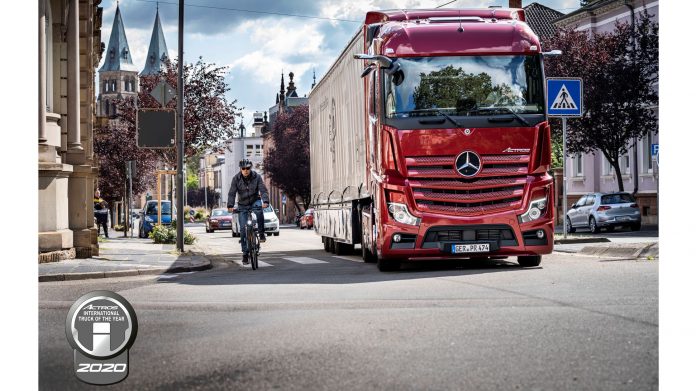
[227,159,270,265]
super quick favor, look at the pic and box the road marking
[333,256,362,263]
[240,260,273,267]
[283,257,328,264]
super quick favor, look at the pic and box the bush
[148,224,196,245]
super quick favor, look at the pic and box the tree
[94,115,160,204]
[95,57,240,203]
[263,105,311,210]
[543,10,658,191]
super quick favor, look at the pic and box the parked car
[566,192,641,234]
[299,208,315,229]
[205,208,234,233]
[231,204,281,237]
[138,200,176,238]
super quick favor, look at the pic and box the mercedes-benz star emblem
[454,151,482,177]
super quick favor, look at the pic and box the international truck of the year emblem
[65,290,138,385]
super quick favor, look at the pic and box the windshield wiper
[478,107,530,127]
[396,109,462,128]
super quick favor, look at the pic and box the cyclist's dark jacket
[227,171,269,208]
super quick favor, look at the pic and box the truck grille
[406,154,529,215]
[422,225,518,248]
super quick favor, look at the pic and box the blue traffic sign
[651,143,659,156]
[547,78,583,117]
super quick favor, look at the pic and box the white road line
[240,260,273,267]
[283,257,328,264]
[333,256,363,263]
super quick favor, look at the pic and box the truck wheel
[334,240,352,255]
[518,255,542,267]
[377,257,400,272]
[361,242,377,263]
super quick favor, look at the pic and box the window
[600,193,635,205]
[246,145,253,157]
[255,145,262,157]
[576,195,587,207]
[620,155,630,175]
[642,132,654,173]
[574,154,583,176]
[584,194,596,206]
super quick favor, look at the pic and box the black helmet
[239,159,253,169]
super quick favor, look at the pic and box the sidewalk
[39,230,211,282]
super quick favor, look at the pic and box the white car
[232,204,280,237]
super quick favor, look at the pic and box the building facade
[39,0,103,261]
[554,0,659,224]
[264,72,310,224]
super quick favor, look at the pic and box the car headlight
[387,203,421,226]
[518,197,548,223]
[210,219,218,223]
[144,216,154,223]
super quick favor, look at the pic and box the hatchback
[138,200,176,238]
[566,192,641,233]
[205,208,234,233]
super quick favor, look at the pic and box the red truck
[309,8,556,271]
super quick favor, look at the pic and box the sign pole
[176,0,185,252]
[129,166,134,238]
[562,117,568,239]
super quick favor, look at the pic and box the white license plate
[452,243,490,253]
[221,222,230,226]
[617,216,630,221]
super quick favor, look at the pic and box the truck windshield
[384,55,544,119]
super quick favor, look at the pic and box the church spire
[311,68,316,89]
[99,4,138,72]
[141,6,170,76]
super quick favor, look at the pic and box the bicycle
[233,206,263,270]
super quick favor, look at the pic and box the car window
[585,195,595,206]
[212,210,228,216]
[601,194,635,204]
[263,205,274,213]
[146,202,172,215]
[576,196,587,207]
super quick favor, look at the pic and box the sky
[99,0,581,132]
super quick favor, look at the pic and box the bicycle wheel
[250,235,259,270]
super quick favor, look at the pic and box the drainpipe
[625,1,639,196]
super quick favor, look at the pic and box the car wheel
[589,217,599,234]
[139,225,145,238]
[210,228,215,233]
[566,217,576,233]
[518,255,542,267]
[205,225,210,233]
[274,232,279,236]
[631,223,641,231]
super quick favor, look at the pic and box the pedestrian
[94,189,109,238]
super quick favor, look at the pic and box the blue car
[138,200,176,238]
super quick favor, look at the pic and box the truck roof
[365,8,526,24]
[376,18,540,57]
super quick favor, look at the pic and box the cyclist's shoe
[259,233,267,243]
[242,254,249,265]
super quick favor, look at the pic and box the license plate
[221,222,230,226]
[452,243,490,253]
[617,216,630,221]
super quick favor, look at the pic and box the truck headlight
[387,203,421,226]
[518,197,548,223]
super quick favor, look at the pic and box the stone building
[264,71,310,223]
[39,0,103,261]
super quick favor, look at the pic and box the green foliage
[148,224,196,245]
[149,224,175,244]
[412,66,497,110]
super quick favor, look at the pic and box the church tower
[97,4,138,118]
[141,5,169,76]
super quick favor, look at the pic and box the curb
[39,258,212,282]
[554,237,611,245]
[578,242,659,259]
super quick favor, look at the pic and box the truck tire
[377,257,400,272]
[518,255,542,267]
[361,242,377,263]
[334,240,353,255]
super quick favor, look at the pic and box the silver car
[566,192,641,233]
[231,204,280,237]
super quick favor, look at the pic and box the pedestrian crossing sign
[546,78,582,117]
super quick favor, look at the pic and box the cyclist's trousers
[238,200,264,255]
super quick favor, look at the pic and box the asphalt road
[39,226,658,390]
